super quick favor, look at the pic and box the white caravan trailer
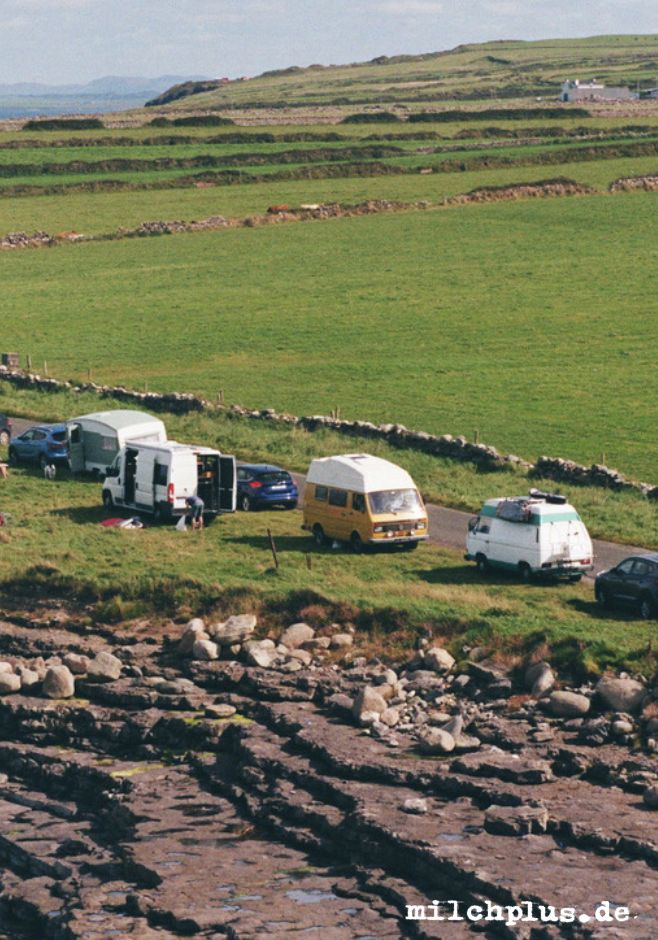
[67,410,166,475]
[101,440,236,521]
[465,490,593,581]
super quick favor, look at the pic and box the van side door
[219,455,237,512]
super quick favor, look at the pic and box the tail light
[249,480,263,489]
[581,558,591,565]
[167,483,175,504]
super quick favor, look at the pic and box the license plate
[270,485,287,490]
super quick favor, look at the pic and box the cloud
[373,1,443,14]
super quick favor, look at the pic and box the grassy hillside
[2,191,657,481]
[149,35,658,112]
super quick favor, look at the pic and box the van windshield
[368,489,422,515]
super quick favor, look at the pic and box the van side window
[478,524,490,534]
[153,463,168,486]
[70,426,81,444]
[328,488,347,508]
[352,493,365,512]
[315,485,328,501]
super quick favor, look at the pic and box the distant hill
[0,75,209,97]
[147,35,658,113]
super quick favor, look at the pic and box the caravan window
[352,493,366,512]
[101,436,115,451]
[315,485,328,501]
[328,488,347,508]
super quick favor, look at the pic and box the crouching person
[185,494,205,530]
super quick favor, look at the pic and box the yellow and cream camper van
[302,453,428,551]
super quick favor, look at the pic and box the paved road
[10,416,647,578]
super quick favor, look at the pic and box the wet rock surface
[0,602,656,937]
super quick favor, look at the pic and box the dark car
[0,414,11,446]
[8,423,69,469]
[595,554,658,620]
[236,463,298,511]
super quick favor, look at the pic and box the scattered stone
[156,679,197,695]
[325,693,354,717]
[418,727,455,755]
[329,633,353,649]
[401,798,428,815]
[17,667,40,690]
[205,704,237,719]
[279,659,303,673]
[0,662,13,674]
[280,623,315,649]
[596,677,647,714]
[526,661,555,697]
[244,645,276,669]
[643,785,658,809]
[209,614,257,646]
[86,651,123,682]
[192,639,219,662]
[612,719,634,737]
[0,672,21,695]
[303,637,331,651]
[484,804,549,836]
[353,686,388,724]
[380,707,400,727]
[441,715,463,739]
[423,647,455,674]
[548,691,590,718]
[287,648,312,666]
[62,653,90,675]
[42,666,74,699]
[178,618,209,655]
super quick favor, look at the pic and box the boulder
[303,637,331,651]
[440,715,463,739]
[17,667,40,690]
[423,647,455,674]
[418,727,455,755]
[401,798,428,814]
[380,707,400,727]
[205,703,237,719]
[526,661,555,697]
[87,651,122,682]
[42,666,74,699]
[0,662,13,675]
[209,614,257,646]
[329,633,353,649]
[484,804,549,836]
[548,691,590,718]
[178,618,209,655]
[192,639,219,662]
[280,622,315,649]
[353,686,388,725]
[595,676,646,714]
[0,672,21,695]
[62,653,90,675]
[643,785,658,809]
[287,648,312,666]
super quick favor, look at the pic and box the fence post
[267,528,279,569]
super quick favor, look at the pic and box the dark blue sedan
[8,424,69,469]
[237,464,298,511]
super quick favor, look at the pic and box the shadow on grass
[416,565,556,588]
[50,506,132,525]
[223,533,338,555]
[567,596,646,623]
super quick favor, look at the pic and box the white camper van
[101,441,236,521]
[465,490,593,581]
[68,410,167,475]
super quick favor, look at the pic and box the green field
[0,412,655,676]
[2,191,656,481]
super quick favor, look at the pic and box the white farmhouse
[561,79,633,102]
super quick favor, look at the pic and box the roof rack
[528,488,567,505]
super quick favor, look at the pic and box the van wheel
[401,541,418,552]
[519,562,532,583]
[475,553,488,574]
[8,447,19,466]
[639,594,655,620]
[240,494,252,512]
[595,585,610,608]
[102,490,114,509]
[313,524,326,548]
[350,531,363,553]
[153,503,168,524]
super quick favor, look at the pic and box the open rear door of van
[219,455,237,512]
[67,422,84,473]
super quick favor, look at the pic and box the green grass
[1,192,656,482]
[0,444,655,675]
[1,384,656,549]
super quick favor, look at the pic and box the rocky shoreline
[0,599,656,937]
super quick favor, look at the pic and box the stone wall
[0,366,655,497]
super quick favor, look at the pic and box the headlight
[374,525,384,533]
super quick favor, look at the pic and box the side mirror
[105,465,118,477]
[468,517,478,532]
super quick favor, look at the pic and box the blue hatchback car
[8,423,69,469]
[236,464,298,511]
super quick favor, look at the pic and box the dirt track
[0,601,657,938]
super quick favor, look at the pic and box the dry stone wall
[0,366,656,497]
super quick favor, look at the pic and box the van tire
[350,531,364,553]
[595,585,610,608]
[8,447,18,466]
[153,503,169,524]
[313,524,326,548]
[519,562,532,583]
[639,594,655,621]
[475,553,488,574]
[102,490,114,509]
[401,541,418,552]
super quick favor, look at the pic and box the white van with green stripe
[465,490,593,582]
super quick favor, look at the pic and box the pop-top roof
[306,454,415,493]
[70,410,165,432]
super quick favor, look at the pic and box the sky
[1,0,657,85]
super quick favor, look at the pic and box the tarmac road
[9,416,649,578]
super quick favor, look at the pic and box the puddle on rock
[286,889,338,905]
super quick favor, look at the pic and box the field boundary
[1,366,656,497]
